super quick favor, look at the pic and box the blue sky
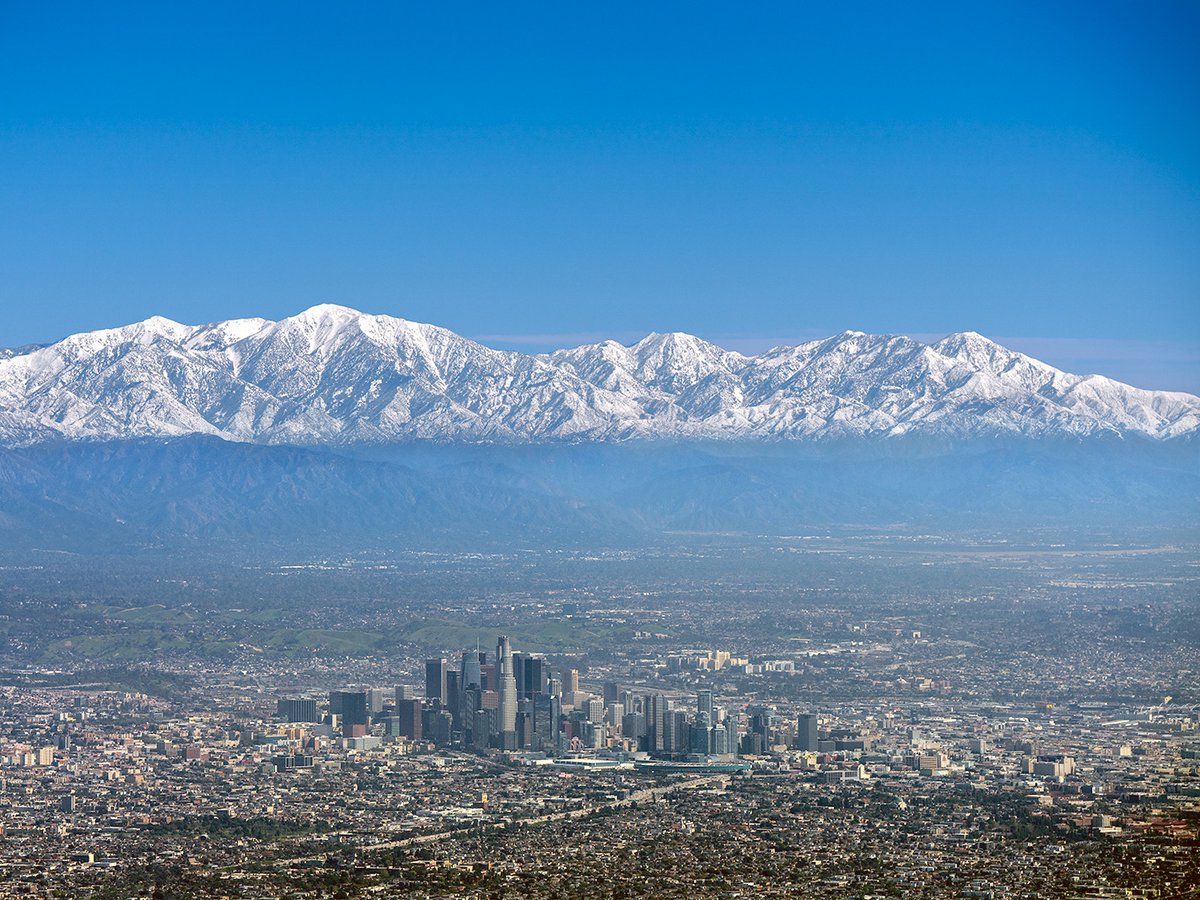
[2,2,1197,390]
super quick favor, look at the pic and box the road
[272,771,732,865]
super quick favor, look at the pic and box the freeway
[270,772,733,866]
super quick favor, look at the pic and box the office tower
[749,708,773,747]
[480,663,495,692]
[665,709,689,753]
[584,696,605,724]
[797,714,819,752]
[445,671,461,725]
[690,711,711,755]
[697,689,713,722]
[471,708,495,750]
[429,710,453,745]
[395,685,415,702]
[328,690,345,716]
[725,713,738,758]
[462,688,481,722]
[462,646,482,690]
[515,653,530,696]
[496,636,518,738]
[277,698,319,723]
[519,655,545,698]
[547,674,563,699]
[648,693,667,752]
[534,692,560,754]
[513,653,527,699]
[338,691,369,728]
[581,720,606,749]
[623,712,646,745]
[566,669,580,694]
[619,690,638,717]
[397,699,422,741]
[603,681,620,705]
[712,723,728,756]
[366,688,386,715]
[516,699,535,749]
[425,658,448,705]
[605,702,624,729]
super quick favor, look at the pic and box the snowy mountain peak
[935,330,1014,359]
[932,331,1063,392]
[288,302,363,323]
[935,330,1016,357]
[0,308,1196,446]
[185,317,270,351]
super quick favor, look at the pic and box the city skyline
[0,5,1195,895]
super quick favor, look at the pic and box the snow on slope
[0,305,1195,446]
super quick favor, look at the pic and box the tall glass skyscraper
[496,635,518,740]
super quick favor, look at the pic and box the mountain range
[1,304,1196,447]
[1,306,1195,551]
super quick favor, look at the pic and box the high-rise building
[712,723,728,756]
[665,709,689,753]
[397,699,423,741]
[619,690,638,718]
[584,697,605,724]
[471,708,495,750]
[515,709,532,749]
[566,669,580,694]
[580,719,606,749]
[366,688,386,715]
[425,658,448,705]
[622,712,646,744]
[461,647,482,690]
[512,652,526,698]
[445,671,461,725]
[603,681,620,705]
[518,655,545,698]
[605,702,624,728]
[429,709,453,745]
[338,691,369,728]
[797,714,819,752]
[496,636,518,739]
[395,685,415,702]
[533,692,560,754]
[741,731,764,756]
[648,693,667,752]
[276,698,319,723]
[462,687,481,723]
[690,712,712,755]
[697,689,713,722]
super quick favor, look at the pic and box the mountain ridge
[1,304,1196,446]
[1,435,1195,551]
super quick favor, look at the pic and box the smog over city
[0,4,1197,898]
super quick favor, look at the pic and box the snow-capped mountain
[0,304,1196,446]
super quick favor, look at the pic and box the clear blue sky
[2,2,1198,389]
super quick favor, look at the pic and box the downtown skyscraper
[496,635,518,748]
